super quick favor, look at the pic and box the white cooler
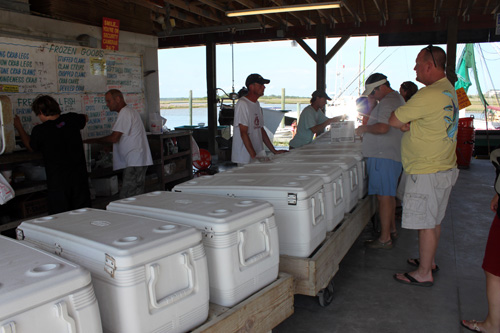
[267,155,360,213]
[107,191,279,307]
[16,208,209,333]
[0,235,102,333]
[287,148,368,199]
[173,174,326,258]
[223,163,345,231]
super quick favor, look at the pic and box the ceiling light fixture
[226,2,341,17]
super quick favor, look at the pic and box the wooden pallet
[192,273,294,333]
[279,196,376,297]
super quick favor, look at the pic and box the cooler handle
[238,222,271,267]
[147,253,194,309]
[54,301,76,333]
[310,193,324,226]
[334,179,344,206]
[1,321,16,333]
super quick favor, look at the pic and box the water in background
[160,103,303,129]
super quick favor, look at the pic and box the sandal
[461,320,484,332]
[407,258,439,273]
[393,272,433,287]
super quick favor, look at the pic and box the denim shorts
[366,157,402,196]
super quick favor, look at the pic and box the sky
[158,36,500,101]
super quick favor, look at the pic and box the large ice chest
[106,191,279,307]
[287,148,368,199]
[0,235,102,333]
[173,174,326,258]
[266,155,359,213]
[224,163,345,231]
[16,208,209,333]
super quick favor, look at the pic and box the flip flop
[461,320,484,332]
[407,258,440,273]
[393,273,433,287]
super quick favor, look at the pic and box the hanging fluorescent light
[226,2,341,17]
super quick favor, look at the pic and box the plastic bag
[0,173,14,204]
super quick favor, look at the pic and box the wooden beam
[295,38,317,61]
[170,7,203,25]
[326,35,350,63]
[407,0,413,24]
[340,0,362,24]
[198,0,226,12]
[372,0,387,22]
[168,0,222,22]
[206,35,217,156]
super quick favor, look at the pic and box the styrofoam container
[0,235,102,333]
[286,148,368,199]
[223,163,345,231]
[16,208,209,333]
[264,155,359,213]
[173,174,326,258]
[106,191,279,307]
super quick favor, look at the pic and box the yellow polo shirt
[394,77,458,174]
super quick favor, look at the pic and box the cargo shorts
[401,168,459,230]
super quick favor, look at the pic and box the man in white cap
[231,73,285,165]
[389,45,459,287]
[289,90,343,149]
[356,73,405,249]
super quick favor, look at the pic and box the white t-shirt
[231,97,265,164]
[112,105,153,170]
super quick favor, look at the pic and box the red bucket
[458,116,474,128]
[455,127,475,168]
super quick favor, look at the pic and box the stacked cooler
[0,235,103,333]
[222,163,345,231]
[173,174,326,258]
[16,208,210,333]
[287,147,368,199]
[106,191,279,307]
[267,155,360,213]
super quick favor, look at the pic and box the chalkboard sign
[0,37,145,139]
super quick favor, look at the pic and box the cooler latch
[16,228,24,240]
[202,227,215,239]
[54,243,63,256]
[287,193,297,205]
[104,253,116,277]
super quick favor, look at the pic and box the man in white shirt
[231,73,285,164]
[85,89,153,198]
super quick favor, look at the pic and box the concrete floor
[271,157,495,333]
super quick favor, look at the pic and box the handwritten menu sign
[0,37,145,139]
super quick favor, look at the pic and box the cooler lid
[173,174,324,200]
[270,155,358,170]
[224,163,343,182]
[17,209,201,269]
[107,191,274,234]
[0,235,91,318]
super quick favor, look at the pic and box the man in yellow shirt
[389,45,459,287]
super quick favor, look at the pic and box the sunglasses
[424,45,437,67]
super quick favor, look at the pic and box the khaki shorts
[402,168,459,230]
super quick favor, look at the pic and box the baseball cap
[362,73,387,96]
[312,90,332,100]
[245,73,270,87]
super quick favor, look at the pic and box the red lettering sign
[102,18,120,51]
